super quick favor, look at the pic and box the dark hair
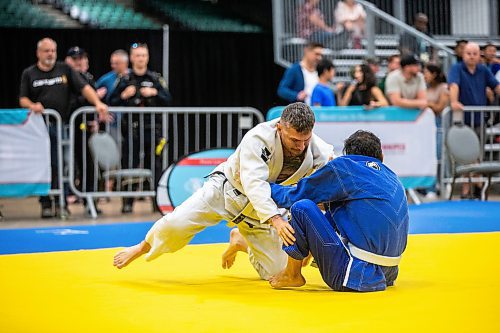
[317,59,335,76]
[424,63,446,85]
[280,102,315,133]
[352,64,376,90]
[387,54,400,63]
[305,42,323,50]
[343,130,383,160]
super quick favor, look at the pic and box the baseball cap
[67,46,86,58]
[400,54,420,67]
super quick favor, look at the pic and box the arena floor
[0,200,499,332]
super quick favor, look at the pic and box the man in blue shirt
[269,130,409,291]
[311,59,336,106]
[448,42,499,125]
[277,42,323,105]
[96,49,129,104]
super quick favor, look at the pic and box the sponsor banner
[0,110,51,197]
[268,106,437,189]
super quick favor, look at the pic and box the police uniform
[271,155,409,291]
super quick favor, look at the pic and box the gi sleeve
[271,162,348,209]
[238,138,281,222]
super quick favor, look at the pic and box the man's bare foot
[269,270,306,288]
[221,228,248,269]
[113,240,151,269]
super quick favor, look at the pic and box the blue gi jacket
[271,155,409,291]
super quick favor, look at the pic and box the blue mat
[1,201,499,255]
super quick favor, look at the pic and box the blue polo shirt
[311,83,336,106]
[448,62,499,124]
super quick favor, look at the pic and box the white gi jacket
[220,118,334,224]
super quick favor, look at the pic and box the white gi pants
[144,173,288,280]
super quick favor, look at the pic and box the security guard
[110,43,172,213]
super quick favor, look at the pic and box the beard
[43,58,56,67]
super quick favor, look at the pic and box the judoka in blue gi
[268,130,409,291]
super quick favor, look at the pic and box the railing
[69,106,264,218]
[440,106,500,199]
[272,0,455,81]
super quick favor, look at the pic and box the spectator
[277,42,323,105]
[378,54,400,93]
[110,43,172,214]
[423,63,449,196]
[65,46,105,215]
[96,49,130,104]
[385,53,427,109]
[19,38,108,218]
[399,13,436,63]
[365,56,381,84]
[334,0,366,49]
[482,43,500,76]
[311,59,337,106]
[297,0,348,50]
[454,39,468,63]
[338,63,388,107]
[448,42,500,198]
[448,42,500,125]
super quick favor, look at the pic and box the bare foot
[221,228,248,269]
[113,240,151,269]
[269,270,306,289]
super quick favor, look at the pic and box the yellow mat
[0,232,499,333]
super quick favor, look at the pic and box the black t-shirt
[19,61,87,123]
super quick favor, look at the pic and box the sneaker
[55,206,71,218]
[41,207,54,219]
[424,191,438,202]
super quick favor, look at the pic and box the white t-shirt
[301,67,319,105]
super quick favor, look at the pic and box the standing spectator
[423,63,449,196]
[311,59,337,106]
[482,43,500,76]
[110,43,172,214]
[19,38,108,218]
[96,49,130,104]
[448,42,500,124]
[378,54,401,93]
[385,53,427,109]
[448,42,500,198]
[277,42,323,105]
[334,0,366,49]
[338,63,388,107]
[399,13,436,63]
[297,0,341,50]
[454,39,468,63]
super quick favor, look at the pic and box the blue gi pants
[285,199,351,291]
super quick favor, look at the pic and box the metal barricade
[440,106,500,199]
[69,106,264,218]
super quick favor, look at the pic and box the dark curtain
[0,28,285,117]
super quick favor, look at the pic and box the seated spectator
[277,42,323,105]
[399,13,436,63]
[379,54,401,93]
[385,53,427,109]
[365,56,381,84]
[311,59,337,106]
[338,63,388,107]
[423,63,449,196]
[297,0,348,50]
[334,0,366,49]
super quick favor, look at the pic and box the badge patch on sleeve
[366,161,381,170]
[261,147,271,162]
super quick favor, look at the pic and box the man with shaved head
[19,38,109,218]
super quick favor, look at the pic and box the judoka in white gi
[113,102,334,279]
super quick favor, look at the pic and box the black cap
[67,46,86,58]
[400,54,420,67]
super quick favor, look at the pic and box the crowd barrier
[69,107,264,218]
[440,106,500,199]
[0,109,66,216]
